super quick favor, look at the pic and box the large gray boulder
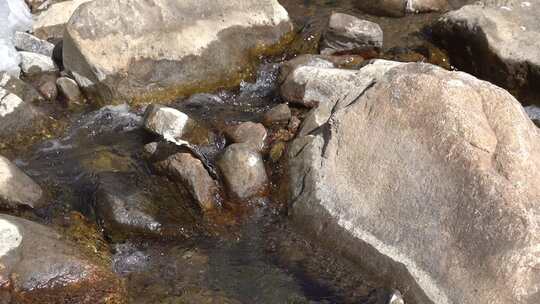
[288,61,540,304]
[0,155,43,209]
[32,0,93,40]
[432,0,540,104]
[0,214,125,303]
[63,0,293,104]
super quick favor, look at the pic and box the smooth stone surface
[218,143,268,199]
[154,152,218,211]
[288,61,540,304]
[278,54,335,84]
[19,51,58,75]
[95,172,163,240]
[225,122,267,152]
[13,31,54,56]
[263,104,291,126]
[280,65,375,108]
[63,0,293,103]
[56,76,82,103]
[32,0,93,40]
[0,214,125,303]
[0,155,43,209]
[432,0,540,104]
[320,13,383,56]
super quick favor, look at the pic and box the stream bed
[0,0,472,303]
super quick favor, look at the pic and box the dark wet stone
[0,214,126,303]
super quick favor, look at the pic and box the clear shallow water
[1,1,472,302]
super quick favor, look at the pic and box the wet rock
[218,143,268,199]
[0,214,126,303]
[269,141,286,162]
[288,62,540,304]
[0,155,43,209]
[321,13,383,56]
[287,115,301,134]
[525,105,540,127]
[63,0,293,104]
[19,51,58,75]
[280,65,375,108]
[95,171,202,241]
[0,71,44,103]
[356,0,449,17]
[225,122,267,152]
[263,104,291,126]
[143,104,212,146]
[0,87,46,140]
[57,76,82,103]
[154,153,218,211]
[432,0,540,104]
[32,0,92,40]
[37,76,58,100]
[13,31,54,56]
[95,172,162,240]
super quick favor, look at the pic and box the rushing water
[1,1,470,303]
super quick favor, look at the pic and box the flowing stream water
[0,1,472,303]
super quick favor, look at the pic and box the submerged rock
[432,0,540,104]
[32,0,93,40]
[218,143,268,200]
[0,214,126,303]
[225,122,267,152]
[95,172,202,241]
[13,31,54,56]
[320,13,383,56]
[0,155,43,209]
[63,0,293,103]
[154,153,218,211]
[288,62,540,304]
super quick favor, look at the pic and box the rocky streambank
[1,0,539,303]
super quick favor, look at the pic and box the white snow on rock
[0,0,32,78]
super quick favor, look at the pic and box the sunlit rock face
[0,155,43,209]
[63,0,293,104]
[432,0,540,105]
[288,61,540,304]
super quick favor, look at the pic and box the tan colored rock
[63,0,293,103]
[155,153,218,211]
[288,62,540,304]
[32,0,93,40]
[0,155,43,209]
